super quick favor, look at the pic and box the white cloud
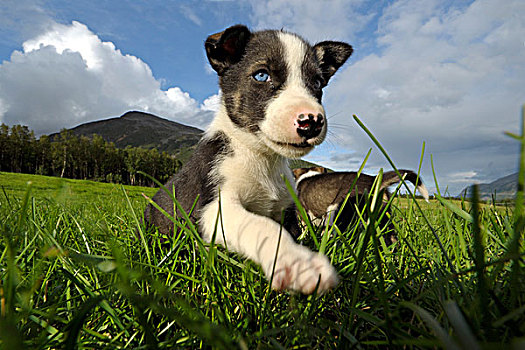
[448,171,479,184]
[23,21,109,70]
[164,87,199,111]
[179,5,203,27]
[248,0,371,43]
[0,21,215,134]
[201,93,221,112]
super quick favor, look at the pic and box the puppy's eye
[313,78,322,90]
[253,70,271,82]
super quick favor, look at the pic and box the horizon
[2,108,519,197]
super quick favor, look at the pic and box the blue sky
[1,0,524,195]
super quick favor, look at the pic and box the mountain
[52,111,203,156]
[459,172,518,201]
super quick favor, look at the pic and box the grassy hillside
[0,164,523,348]
[0,172,157,203]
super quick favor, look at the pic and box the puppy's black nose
[296,113,324,139]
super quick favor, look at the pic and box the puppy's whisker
[327,124,353,132]
[326,111,347,120]
[324,130,347,145]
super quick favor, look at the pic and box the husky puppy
[144,25,352,294]
[293,167,429,244]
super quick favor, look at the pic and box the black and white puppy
[144,25,352,294]
[293,167,429,244]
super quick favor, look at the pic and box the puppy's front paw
[268,247,338,294]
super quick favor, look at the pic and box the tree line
[0,124,182,187]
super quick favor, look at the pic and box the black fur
[281,204,302,239]
[219,30,288,132]
[313,41,353,83]
[205,25,252,76]
[144,132,231,233]
[296,169,424,245]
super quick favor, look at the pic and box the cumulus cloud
[0,21,215,135]
[200,94,221,112]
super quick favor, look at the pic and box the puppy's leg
[200,196,338,294]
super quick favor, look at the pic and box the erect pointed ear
[292,168,308,180]
[313,41,353,82]
[205,25,252,76]
[313,166,328,174]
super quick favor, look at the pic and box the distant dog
[293,167,429,244]
[144,25,352,293]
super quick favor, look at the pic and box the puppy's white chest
[219,153,292,216]
[242,176,290,215]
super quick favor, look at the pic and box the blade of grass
[470,185,489,332]
[60,267,127,335]
[508,104,525,307]
[328,148,372,238]
[64,295,105,350]
[121,185,151,262]
[435,194,473,223]
[402,301,461,350]
[367,169,393,345]
[443,300,481,350]
[284,176,319,248]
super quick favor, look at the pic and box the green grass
[0,109,524,348]
[0,172,157,204]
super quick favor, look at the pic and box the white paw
[267,246,339,294]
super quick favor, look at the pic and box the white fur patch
[278,32,307,88]
[418,184,430,202]
[295,168,324,187]
[326,203,340,227]
[258,32,327,158]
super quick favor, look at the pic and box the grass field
[0,115,524,348]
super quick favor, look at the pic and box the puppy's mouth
[272,140,313,149]
[261,132,324,157]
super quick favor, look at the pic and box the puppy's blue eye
[253,70,270,82]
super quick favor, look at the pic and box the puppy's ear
[313,41,353,82]
[293,168,306,179]
[205,25,252,76]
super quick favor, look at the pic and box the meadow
[0,114,524,348]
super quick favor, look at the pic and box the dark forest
[0,123,181,187]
